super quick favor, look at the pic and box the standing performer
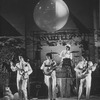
[10,56,33,100]
[74,56,97,100]
[41,53,57,100]
[74,57,87,96]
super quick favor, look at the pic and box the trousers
[78,73,92,100]
[17,77,28,100]
[44,71,56,99]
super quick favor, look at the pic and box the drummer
[59,44,73,97]
[59,44,73,77]
[59,44,72,62]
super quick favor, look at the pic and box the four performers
[7,44,97,100]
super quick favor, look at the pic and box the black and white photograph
[0,0,100,100]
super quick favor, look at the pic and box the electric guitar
[17,64,29,80]
[10,61,29,80]
[76,63,97,79]
[43,63,57,76]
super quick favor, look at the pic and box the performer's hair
[18,54,27,62]
[82,55,90,61]
[46,53,52,59]
[66,46,70,50]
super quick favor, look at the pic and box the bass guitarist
[74,56,97,100]
[10,55,33,100]
[41,53,57,100]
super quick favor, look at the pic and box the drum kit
[48,50,80,67]
[48,50,80,57]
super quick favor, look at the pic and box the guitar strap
[82,61,88,73]
[45,59,54,68]
[51,59,54,67]
[85,61,88,69]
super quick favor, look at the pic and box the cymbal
[71,51,79,53]
[48,52,58,54]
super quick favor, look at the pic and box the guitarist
[10,55,33,100]
[41,53,57,100]
[74,56,97,100]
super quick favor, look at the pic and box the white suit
[41,59,56,99]
[11,61,33,100]
[75,60,96,100]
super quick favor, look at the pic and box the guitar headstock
[91,63,98,71]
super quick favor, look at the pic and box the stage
[0,96,100,100]
[31,96,100,100]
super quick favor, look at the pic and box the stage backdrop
[31,30,92,66]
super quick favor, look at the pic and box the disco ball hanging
[33,0,69,32]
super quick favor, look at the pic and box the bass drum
[56,58,73,78]
[56,66,75,98]
[62,58,71,66]
[56,67,67,78]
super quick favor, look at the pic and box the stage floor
[0,96,100,100]
[31,96,100,100]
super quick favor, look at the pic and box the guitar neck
[82,63,97,74]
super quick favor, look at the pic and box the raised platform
[0,95,100,100]
[31,96,100,100]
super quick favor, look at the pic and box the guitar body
[21,72,29,80]
[76,63,97,79]
[76,71,88,79]
[17,65,29,80]
[43,65,56,76]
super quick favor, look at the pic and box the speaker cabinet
[29,82,48,99]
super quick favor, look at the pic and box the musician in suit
[74,56,96,100]
[41,53,57,100]
[10,55,33,100]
